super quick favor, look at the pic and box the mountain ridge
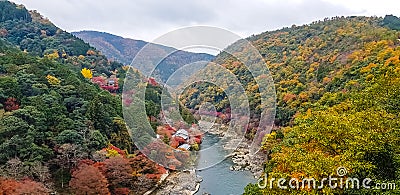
[72,30,215,82]
[72,30,149,65]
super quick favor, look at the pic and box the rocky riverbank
[229,141,266,177]
[212,124,266,177]
[152,170,202,195]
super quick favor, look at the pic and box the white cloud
[10,0,400,42]
[322,0,400,16]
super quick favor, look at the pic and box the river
[195,133,256,195]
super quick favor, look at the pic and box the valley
[0,1,400,194]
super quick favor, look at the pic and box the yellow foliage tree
[81,68,93,79]
[360,63,378,74]
[46,75,61,85]
[45,50,59,60]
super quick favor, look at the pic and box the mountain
[72,30,215,82]
[179,16,400,194]
[71,31,148,65]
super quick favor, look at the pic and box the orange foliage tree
[69,164,110,195]
[102,157,133,193]
[0,177,49,194]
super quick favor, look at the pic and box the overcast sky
[11,0,400,43]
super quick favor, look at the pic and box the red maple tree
[0,177,49,194]
[103,157,133,191]
[4,97,19,111]
[69,164,110,195]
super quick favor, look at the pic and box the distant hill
[72,30,215,82]
[72,31,148,65]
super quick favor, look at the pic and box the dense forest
[0,2,174,194]
[1,0,400,194]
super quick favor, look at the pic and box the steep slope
[0,4,123,78]
[179,16,400,194]
[0,2,173,194]
[182,16,400,127]
[72,30,215,81]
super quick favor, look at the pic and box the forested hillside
[179,16,400,194]
[0,4,125,78]
[0,2,172,194]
